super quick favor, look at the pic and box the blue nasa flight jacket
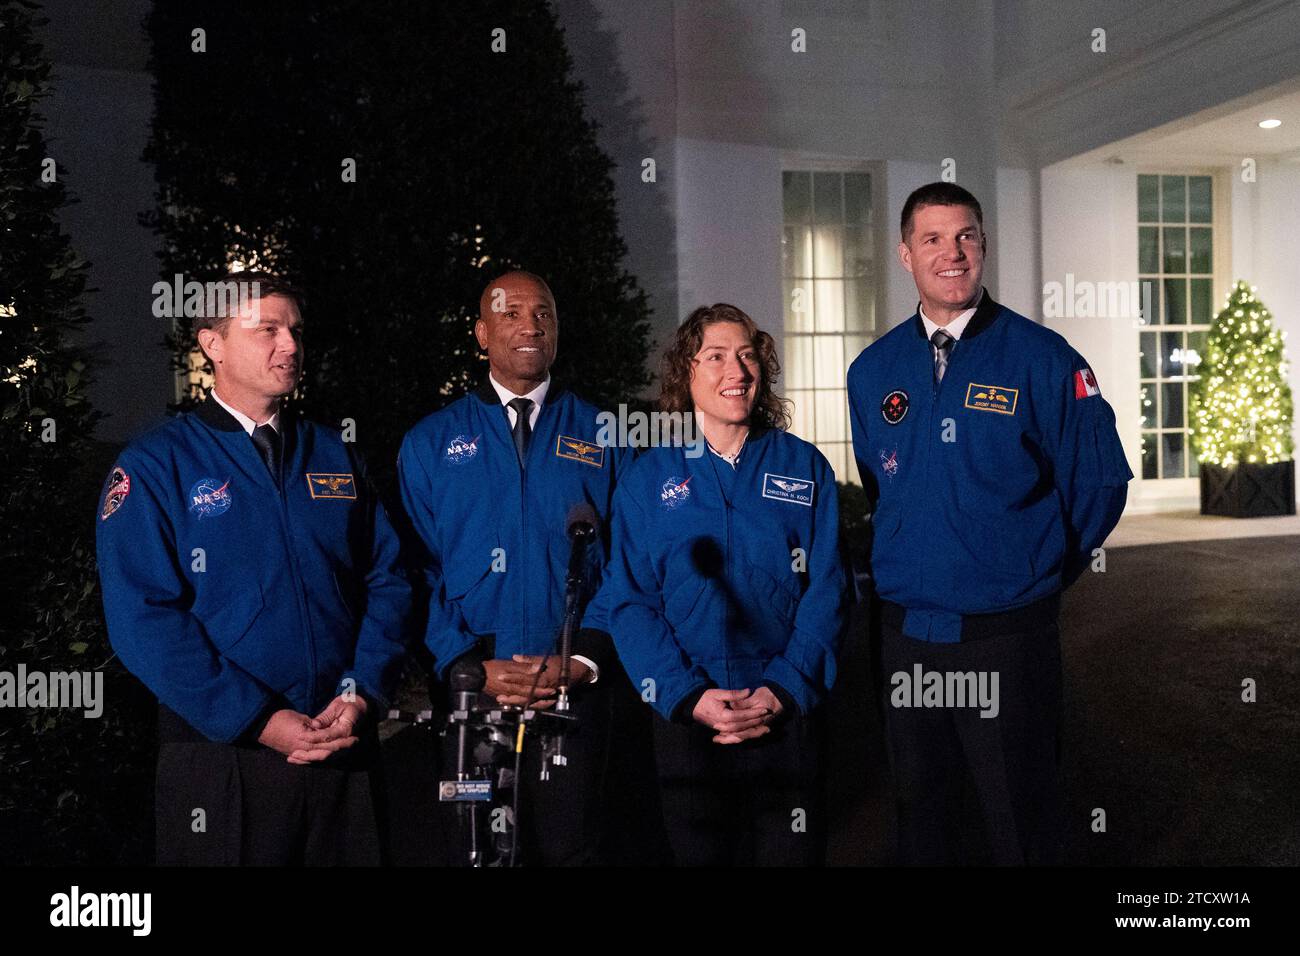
[847,290,1132,643]
[594,428,850,722]
[95,397,412,744]
[397,380,633,678]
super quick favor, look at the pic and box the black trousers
[652,710,826,867]
[154,723,385,866]
[879,619,1064,865]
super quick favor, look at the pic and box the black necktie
[250,423,281,483]
[931,329,955,383]
[508,397,533,467]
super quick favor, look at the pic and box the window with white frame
[781,170,876,480]
[1137,173,1214,480]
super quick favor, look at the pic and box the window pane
[783,226,811,278]
[783,171,811,222]
[1161,382,1184,429]
[785,335,815,390]
[1138,175,1160,222]
[1163,278,1187,325]
[1141,433,1158,479]
[784,280,813,333]
[1189,451,1200,478]
[813,279,845,332]
[1161,331,1184,378]
[1161,175,1186,222]
[813,172,842,224]
[1186,330,1208,372]
[1139,331,1158,378]
[1188,175,1212,223]
[814,389,847,443]
[843,173,872,226]
[820,442,847,483]
[1139,227,1159,273]
[844,333,871,365]
[814,335,846,385]
[812,225,843,276]
[845,278,874,332]
[1139,385,1155,428]
[1189,278,1212,325]
[1161,432,1185,478]
[1162,227,1186,273]
[843,226,871,277]
[1140,279,1160,327]
[788,390,815,442]
[1188,227,1212,274]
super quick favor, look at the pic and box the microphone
[448,655,486,778]
[565,502,599,584]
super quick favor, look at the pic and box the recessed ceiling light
[1258,118,1282,129]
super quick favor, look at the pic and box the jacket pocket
[195,579,265,654]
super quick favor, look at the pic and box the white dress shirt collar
[210,388,280,436]
[919,291,983,343]
[488,373,550,429]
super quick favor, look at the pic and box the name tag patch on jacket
[306,473,357,499]
[762,473,814,506]
[100,466,131,521]
[964,382,1019,415]
[445,434,480,464]
[555,434,604,467]
[1074,367,1101,399]
[660,475,692,509]
[188,477,232,519]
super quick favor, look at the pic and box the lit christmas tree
[1191,281,1293,466]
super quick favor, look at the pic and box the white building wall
[1040,161,1145,501]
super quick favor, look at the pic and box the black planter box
[1200,460,1296,517]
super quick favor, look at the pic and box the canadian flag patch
[1074,367,1101,399]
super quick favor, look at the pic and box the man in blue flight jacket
[96,274,411,865]
[398,270,636,865]
[848,183,1132,865]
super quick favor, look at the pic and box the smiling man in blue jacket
[96,274,411,865]
[848,183,1131,865]
[397,270,635,865]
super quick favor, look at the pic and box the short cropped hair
[900,182,983,242]
[194,270,305,337]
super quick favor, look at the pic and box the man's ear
[898,240,914,275]
[474,318,488,351]
[197,327,223,365]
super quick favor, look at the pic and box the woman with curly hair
[599,303,850,866]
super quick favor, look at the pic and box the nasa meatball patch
[881,389,909,425]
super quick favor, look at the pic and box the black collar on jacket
[910,287,1002,343]
[192,391,298,463]
[472,374,567,408]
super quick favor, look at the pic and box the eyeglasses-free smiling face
[476,272,558,394]
[898,202,986,322]
[689,320,761,429]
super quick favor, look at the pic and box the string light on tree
[1190,280,1293,466]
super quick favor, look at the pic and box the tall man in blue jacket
[848,183,1132,865]
[96,274,411,865]
[398,270,634,865]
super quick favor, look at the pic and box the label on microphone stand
[438,779,493,802]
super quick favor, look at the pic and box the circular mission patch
[881,389,909,425]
